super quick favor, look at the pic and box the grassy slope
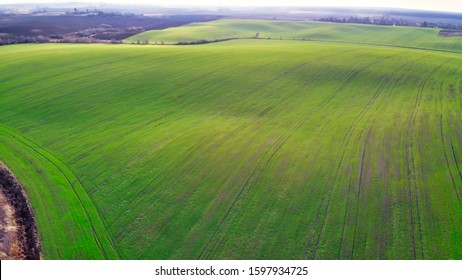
[0,41,461,259]
[0,125,119,259]
[125,19,462,52]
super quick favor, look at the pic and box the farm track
[351,55,436,259]
[440,115,462,204]
[112,53,348,240]
[404,60,449,259]
[111,122,251,239]
[301,54,407,259]
[451,142,462,182]
[107,59,315,232]
[110,48,359,241]
[438,71,462,205]
[0,125,120,259]
[336,78,395,259]
[199,54,393,259]
[196,58,361,259]
[338,173,354,258]
[452,77,462,187]
[309,75,387,259]
[349,116,375,259]
[113,70,322,241]
[345,56,431,259]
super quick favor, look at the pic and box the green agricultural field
[1,21,462,259]
[125,19,462,52]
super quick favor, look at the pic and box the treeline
[0,24,137,46]
[64,9,141,17]
[176,38,238,45]
[0,35,49,46]
[316,16,462,30]
[129,37,238,45]
[0,35,122,46]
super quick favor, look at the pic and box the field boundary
[0,162,41,259]
[126,36,462,55]
[0,124,120,259]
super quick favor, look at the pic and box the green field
[1,20,462,259]
[126,19,462,52]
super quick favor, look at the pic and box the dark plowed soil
[0,162,41,260]
[0,14,220,39]
[439,29,462,36]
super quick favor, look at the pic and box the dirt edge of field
[0,162,41,260]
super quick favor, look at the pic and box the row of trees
[316,16,462,30]
[64,9,141,17]
[0,35,49,45]
[129,37,243,46]
[0,35,122,46]
[0,23,137,46]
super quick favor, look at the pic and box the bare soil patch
[0,162,41,260]
[439,29,462,36]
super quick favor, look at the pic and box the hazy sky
[2,1,462,13]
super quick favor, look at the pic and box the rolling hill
[1,21,462,259]
[125,19,462,53]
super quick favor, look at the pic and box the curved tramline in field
[304,57,418,260]
[1,27,462,259]
[0,125,119,259]
[198,52,400,260]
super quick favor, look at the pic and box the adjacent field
[1,36,462,259]
[126,19,462,52]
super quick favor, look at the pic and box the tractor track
[198,56,365,259]
[349,119,375,259]
[343,56,428,259]
[108,48,360,234]
[403,61,448,259]
[200,54,392,259]
[112,48,359,241]
[110,59,324,238]
[0,125,120,259]
[301,54,399,259]
[438,70,462,206]
[310,75,390,260]
[439,115,462,204]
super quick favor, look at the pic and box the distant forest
[1,5,462,46]
[315,16,462,30]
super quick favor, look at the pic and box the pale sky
[2,1,462,13]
